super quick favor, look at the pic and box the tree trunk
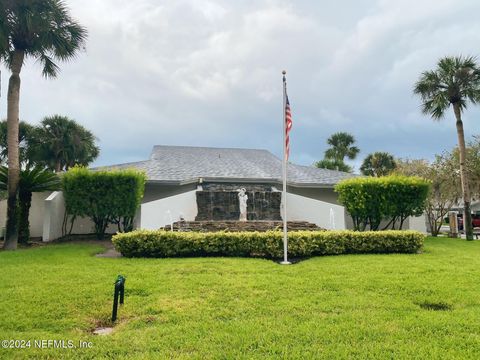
[18,190,32,244]
[3,50,24,250]
[453,103,473,240]
[54,160,62,173]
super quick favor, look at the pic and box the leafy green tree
[0,0,87,250]
[29,115,99,172]
[395,157,460,237]
[315,158,352,172]
[0,166,60,244]
[324,132,360,162]
[414,56,480,240]
[62,168,146,239]
[360,152,397,177]
[335,176,429,231]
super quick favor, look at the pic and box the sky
[2,0,480,171]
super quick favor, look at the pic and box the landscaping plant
[335,176,430,231]
[414,56,480,240]
[62,167,146,239]
[112,229,425,258]
[0,0,87,250]
[0,166,60,244]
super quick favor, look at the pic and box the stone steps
[161,220,324,232]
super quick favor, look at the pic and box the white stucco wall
[284,192,346,230]
[0,192,51,238]
[407,214,427,233]
[140,189,198,230]
[43,191,64,241]
[43,191,117,241]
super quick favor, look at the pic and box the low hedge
[112,230,425,258]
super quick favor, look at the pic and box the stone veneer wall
[164,220,323,232]
[195,183,282,221]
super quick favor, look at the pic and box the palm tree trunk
[18,190,32,245]
[3,50,25,250]
[54,161,61,173]
[453,103,473,240]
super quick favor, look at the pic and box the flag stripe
[285,95,293,160]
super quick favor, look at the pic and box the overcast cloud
[2,0,480,170]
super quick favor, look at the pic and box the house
[99,145,355,231]
[0,145,427,241]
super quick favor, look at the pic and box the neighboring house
[0,145,427,241]
[451,200,480,214]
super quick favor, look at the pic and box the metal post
[120,282,124,305]
[112,275,126,322]
[281,71,290,265]
[112,289,119,322]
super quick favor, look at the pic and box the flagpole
[281,70,290,265]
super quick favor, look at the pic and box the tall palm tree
[324,132,360,162]
[0,1,87,249]
[414,56,480,240]
[29,115,99,172]
[0,166,60,244]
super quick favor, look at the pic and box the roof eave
[146,177,336,189]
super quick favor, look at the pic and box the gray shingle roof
[100,145,354,187]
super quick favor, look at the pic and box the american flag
[285,94,293,160]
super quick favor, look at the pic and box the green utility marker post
[112,275,126,322]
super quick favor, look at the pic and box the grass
[1,237,480,359]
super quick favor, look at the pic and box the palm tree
[315,158,352,173]
[414,56,480,240]
[324,132,360,162]
[0,1,87,249]
[0,120,34,166]
[360,152,397,177]
[0,166,60,244]
[29,115,99,172]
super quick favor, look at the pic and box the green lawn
[1,238,480,359]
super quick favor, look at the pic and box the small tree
[62,167,146,239]
[395,157,460,236]
[335,176,430,231]
[360,152,396,177]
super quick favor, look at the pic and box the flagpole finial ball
[282,70,286,75]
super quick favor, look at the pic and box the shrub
[112,230,425,258]
[62,167,146,239]
[335,176,430,231]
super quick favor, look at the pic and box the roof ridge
[151,145,271,152]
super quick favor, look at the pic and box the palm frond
[37,53,60,78]
[19,166,61,192]
[414,55,480,119]
[2,0,87,76]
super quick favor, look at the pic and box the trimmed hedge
[112,230,425,258]
[62,167,146,239]
[335,176,430,231]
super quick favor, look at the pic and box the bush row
[112,230,425,258]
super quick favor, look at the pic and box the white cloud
[1,0,480,168]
